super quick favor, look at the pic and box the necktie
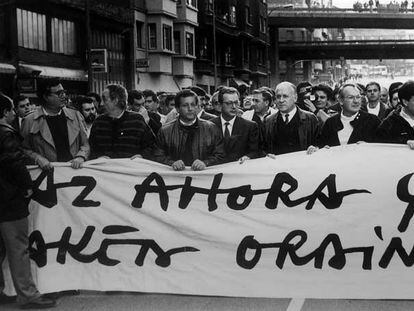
[224,122,230,138]
[284,113,289,124]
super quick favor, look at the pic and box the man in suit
[211,87,260,164]
[264,81,319,157]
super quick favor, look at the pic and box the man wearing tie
[211,87,260,163]
[264,82,319,156]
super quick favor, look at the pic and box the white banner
[4,143,414,299]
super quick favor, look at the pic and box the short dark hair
[74,95,94,111]
[86,92,101,104]
[0,93,13,116]
[398,81,414,102]
[36,78,62,99]
[389,82,403,99]
[128,90,144,105]
[312,84,333,100]
[257,86,276,100]
[13,95,28,106]
[165,94,175,103]
[297,81,312,94]
[252,88,272,104]
[174,89,198,109]
[106,84,128,110]
[142,89,158,102]
[365,81,381,91]
[218,86,239,104]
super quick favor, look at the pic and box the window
[245,6,251,24]
[286,30,294,42]
[259,16,266,33]
[136,21,143,48]
[230,6,236,24]
[185,32,194,55]
[148,23,157,49]
[207,0,213,12]
[199,36,208,58]
[225,46,232,65]
[163,24,172,51]
[186,0,197,8]
[243,41,249,64]
[17,8,47,51]
[174,31,181,54]
[51,18,76,55]
[257,47,265,65]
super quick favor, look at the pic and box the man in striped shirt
[89,84,155,159]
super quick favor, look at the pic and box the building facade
[0,0,135,98]
[194,0,269,94]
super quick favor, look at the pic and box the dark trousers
[0,217,41,304]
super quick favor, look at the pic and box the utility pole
[212,0,218,90]
[86,0,92,92]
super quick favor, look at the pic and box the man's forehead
[223,93,238,100]
[82,102,95,109]
[180,95,197,104]
[133,98,144,104]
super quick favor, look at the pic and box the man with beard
[76,95,97,137]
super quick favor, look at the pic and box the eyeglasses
[50,90,66,97]
[222,100,239,106]
[344,95,362,101]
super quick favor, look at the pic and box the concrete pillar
[303,61,312,82]
[286,58,296,83]
[269,26,280,88]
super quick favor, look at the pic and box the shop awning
[0,63,16,74]
[19,63,87,81]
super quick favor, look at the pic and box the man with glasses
[20,79,89,170]
[309,83,380,150]
[361,81,387,120]
[210,87,259,164]
[153,89,224,171]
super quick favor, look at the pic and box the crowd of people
[1,76,414,308]
[353,0,414,12]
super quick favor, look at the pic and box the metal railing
[279,39,414,46]
[268,6,414,14]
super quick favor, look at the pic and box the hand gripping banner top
[5,143,414,299]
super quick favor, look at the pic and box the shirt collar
[197,109,204,119]
[280,106,297,120]
[400,108,414,127]
[340,111,358,121]
[179,117,197,126]
[42,107,62,116]
[220,115,236,127]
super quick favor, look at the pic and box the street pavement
[3,292,414,311]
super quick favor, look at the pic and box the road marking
[286,298,305,311]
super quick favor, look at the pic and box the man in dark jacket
[0,93,55,308]
[315,83,380,148]
[153,89,224,170]
[89,84,155,159]
[264,81,319,156]
[377,80,414,148]
[361,81,388,121]
[127,90,162,135]
[210,87,260,163]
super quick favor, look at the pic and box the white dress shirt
[367,102,380,116]
[220,115,236,136]
[280,106,297,124]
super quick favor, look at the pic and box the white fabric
[338,112,357,145]
[367,102,380,116]
[5,144,414,299]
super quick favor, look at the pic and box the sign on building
[90,49,108,73]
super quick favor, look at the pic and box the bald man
[264,81,319,156]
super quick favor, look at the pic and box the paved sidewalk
[2,292,414,311]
